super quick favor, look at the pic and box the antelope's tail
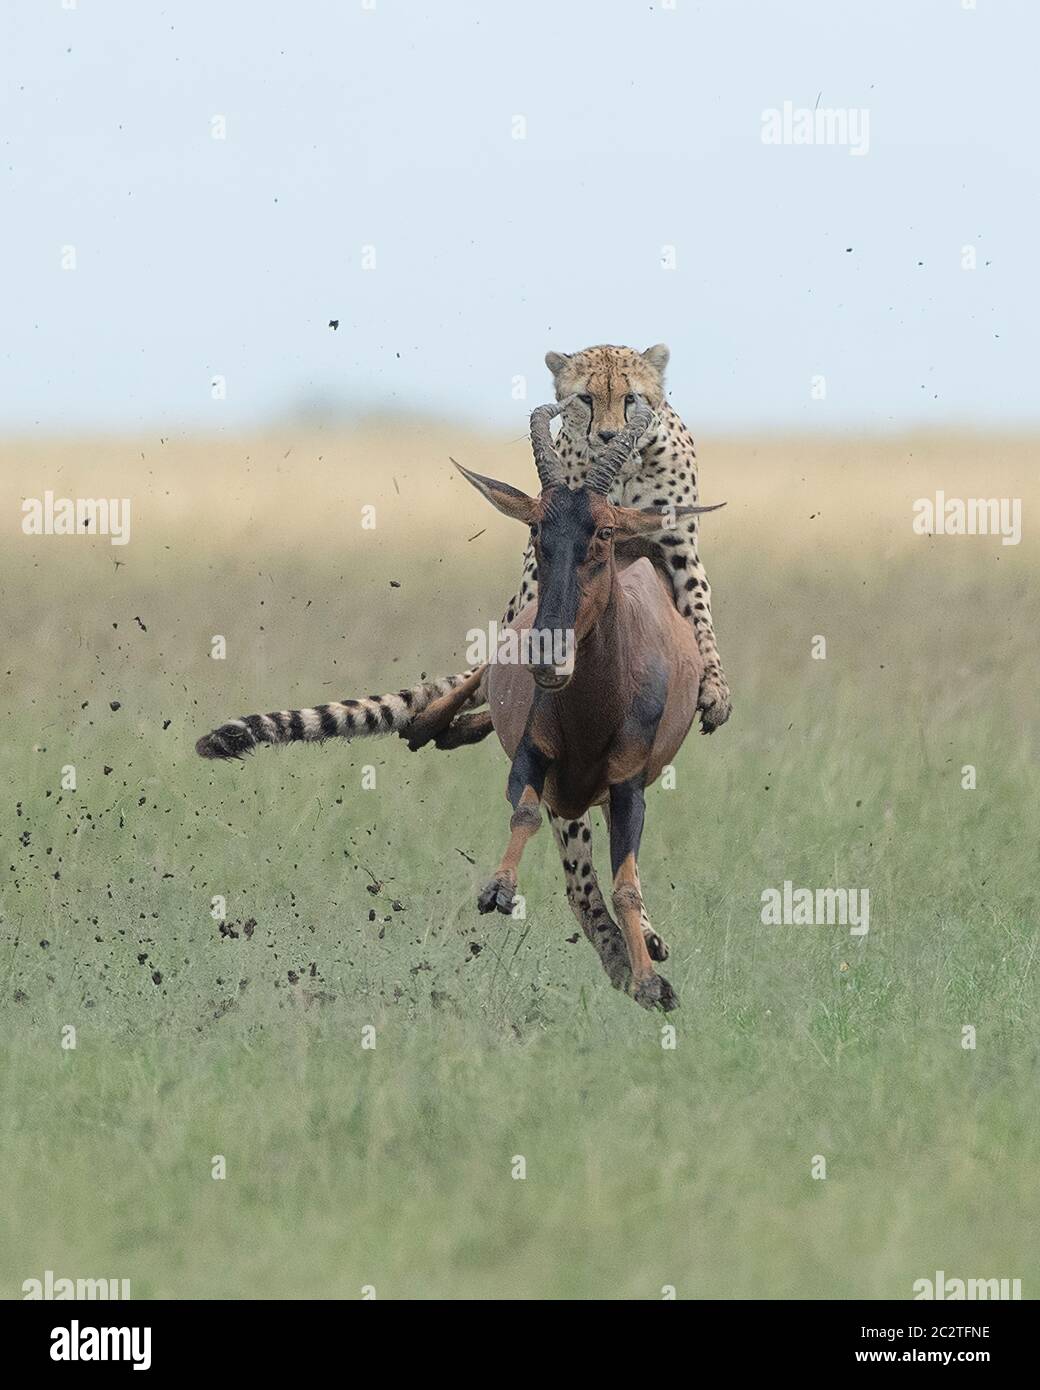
[195,670,481,761]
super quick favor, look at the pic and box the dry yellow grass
[5,423,1037,561]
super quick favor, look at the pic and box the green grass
[1,433,1038,1299]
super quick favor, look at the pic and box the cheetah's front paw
[698,672,732,733]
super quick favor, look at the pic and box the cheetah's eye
[578,393,593,407]
[624,393,636,405]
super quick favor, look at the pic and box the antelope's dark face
[524,487,619,689]
[545,344,669,457]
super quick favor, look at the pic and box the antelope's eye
[529,524,539,539]
[578,393,593,407]
[597,527,615,541]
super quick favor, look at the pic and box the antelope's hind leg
[549,812,632,993]
[432,709,494,749]
[405,666,486,751]
[608,779,678,1012]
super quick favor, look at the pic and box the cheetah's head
[544,344,669,456]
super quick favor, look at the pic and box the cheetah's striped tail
[195,670,480,761]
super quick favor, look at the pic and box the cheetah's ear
[545,351,571,377]
[642,344,670,375]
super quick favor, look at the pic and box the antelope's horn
[586,394,655,495]
[529,397,570,489]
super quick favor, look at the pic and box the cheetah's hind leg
[550,811,644,992]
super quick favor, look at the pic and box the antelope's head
[455,397,723,692]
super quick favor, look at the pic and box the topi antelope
[193,395,722,1011]
[456,396,724,1011]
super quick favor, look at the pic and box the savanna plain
[1,423,1037,1299]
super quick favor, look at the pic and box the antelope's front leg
[477,738,547,916]
[608,779,678,1011]
[601,802,668,961]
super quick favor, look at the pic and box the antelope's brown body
[458,395,724,1012]
[488,560,702,821]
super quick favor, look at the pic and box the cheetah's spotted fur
[504,343,731,732]
[495,344,730,973]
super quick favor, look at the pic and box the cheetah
[197,343,730,762]
[502,343,730,732]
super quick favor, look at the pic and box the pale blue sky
[3,0,1036,433]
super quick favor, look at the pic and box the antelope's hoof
[434,711,494,750]
[403,716,441,752]
[633,973,679,1012]
[644,931,669,963]
[477,874,516,916]
[698,676,731,734]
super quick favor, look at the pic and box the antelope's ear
[452,459,537,523]
[642,343,670,374]
[614,501,726,538]
[545,350,571,377]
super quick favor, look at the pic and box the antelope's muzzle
[524,623,575,690]
[529,663,572,691]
